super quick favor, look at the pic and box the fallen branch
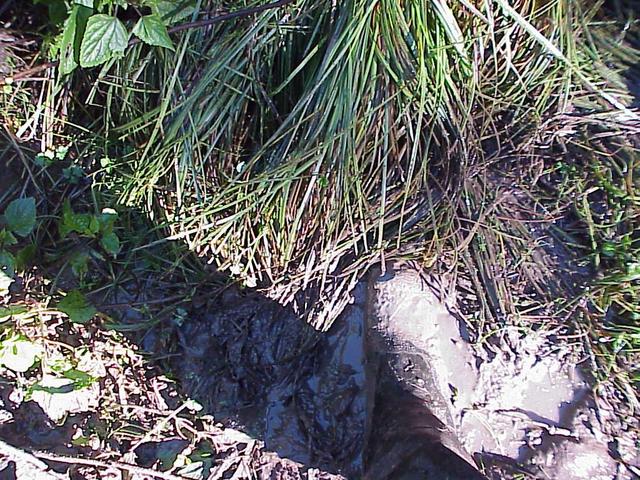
[0,0,294,85]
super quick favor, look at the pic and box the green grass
[59,0,607,330]
[1,0,639,400]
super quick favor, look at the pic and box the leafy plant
[3,198,36,238]
[49,0,176,74]
[59,201,121,257]
[56,289,97,323]
[0,198,37,296]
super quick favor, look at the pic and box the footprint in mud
[146,263,629,479]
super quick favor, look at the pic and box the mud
[161,263,636,479]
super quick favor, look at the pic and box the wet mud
[146,263,634,479]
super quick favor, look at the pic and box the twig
[0,0,294,85]
[31,450,190,480]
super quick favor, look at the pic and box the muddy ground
[2,256,638,479]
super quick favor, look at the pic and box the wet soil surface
[139,263,639,479]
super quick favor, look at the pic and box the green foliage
[43,0,177,74]
[33,0,69,25]
[151,0,194,23]
[60,201,100,237]
[62,368,97,389]
[132,14,174,51]
[4,198,36,237]
[59,202,120,256]
[59,4,93,74]
[80,14,129,67]
[56,290,97,323]
[34,145,69,167]
[0,197,37,296]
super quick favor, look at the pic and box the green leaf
[0,250,16,278]
[100,232,120,256]
[59,7,79,74]
[62,165,85,184]
[0,333,42,373]
[59,201,100,237]
[56,290,96,323]
[149,0,195,24]
[63,368,97,389]
[4,197,36,237]
[132,14,174,50]
[98,208,118,233]
[79,14,129,68]
[59,5,93,75]
[15,244,37,272]
[0,229,18,247]
[69,251,90,277]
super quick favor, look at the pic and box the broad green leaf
[149,0,195,24]
[59,5,93,75]
[4,197,36,237]
[100,232,120,256]
[0,334,42,373]
[74,0,94,6]
[132,14,174,50]
[57,290,96,323]
[80,14,128,68]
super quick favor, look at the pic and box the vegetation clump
[0,0,638,476]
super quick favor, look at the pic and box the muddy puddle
[144,263,636,479]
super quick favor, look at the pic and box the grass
[1,1,640,478]
[67,0,607,332]
[1,0,639,418]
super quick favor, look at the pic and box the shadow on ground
[110,243,487,479]
[0,149,486,479]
